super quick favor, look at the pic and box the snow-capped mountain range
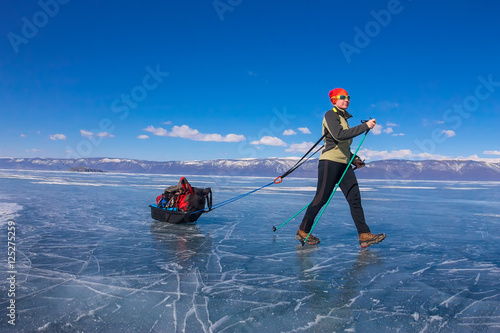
[1,157,500,180]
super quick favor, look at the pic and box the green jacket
[319,106,369,164]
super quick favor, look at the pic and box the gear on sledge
[150,177,212,223]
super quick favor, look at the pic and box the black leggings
[300,160,370,234]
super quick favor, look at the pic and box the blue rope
[189,181,275,215]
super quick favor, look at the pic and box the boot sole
[360,233,386,248]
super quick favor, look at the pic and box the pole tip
[272,226,277,232]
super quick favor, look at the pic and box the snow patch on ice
[412,266,431,276]
[0,202,22,225]
[438,259,467,265]
[430,315,444,322]
[475,213,500,218]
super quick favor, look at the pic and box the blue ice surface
[0,169,499,332]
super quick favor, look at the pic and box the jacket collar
[333,106,353,119]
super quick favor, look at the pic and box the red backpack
[161,177,194,211]
[160,177,212,212]
[175,177,194,211]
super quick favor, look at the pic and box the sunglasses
[333,95,350,101]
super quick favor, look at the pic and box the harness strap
[274,133,326,184]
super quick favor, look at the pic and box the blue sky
[1,0,500,162]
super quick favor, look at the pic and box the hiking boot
[296,230,320,245]
[359,232,386,248]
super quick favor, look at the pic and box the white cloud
[371,124,383,135]
[436,154,500,163]
[285,141,315,153]
[171,125,245,142]
[484,150,500,156]
[144,124,245,142]
[359,148,412,160]
[283,129,297,136]
[169,125,200,139]
[383,121,399,134]
[80,130,94,138]
[49,134,66,140]
[373,124,402,136]
[137,135,149,139]
[80,130,114,139]
[298,127,311,134]
[358,148,451,161]
[250,136,287,147]
[443,130,456,138]
[162,121,172,125]
[96,132,114,138]
[383,127,394,134]
[222,134,246,142]
[144,126,168,136]
[26,148,41,152]
[248,71,258,77]
[413,152,452,160]
[323,148,500,163]
[458,154,500,163]
[392,133,405,136]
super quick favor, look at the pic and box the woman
[296,88,386,248]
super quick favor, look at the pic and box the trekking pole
[301,127,370,246]
[273,202,310,232]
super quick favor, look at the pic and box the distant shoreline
[1,157,500,181]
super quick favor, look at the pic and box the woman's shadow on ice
[295,245,383,306]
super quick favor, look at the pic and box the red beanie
[329,88,349,104]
